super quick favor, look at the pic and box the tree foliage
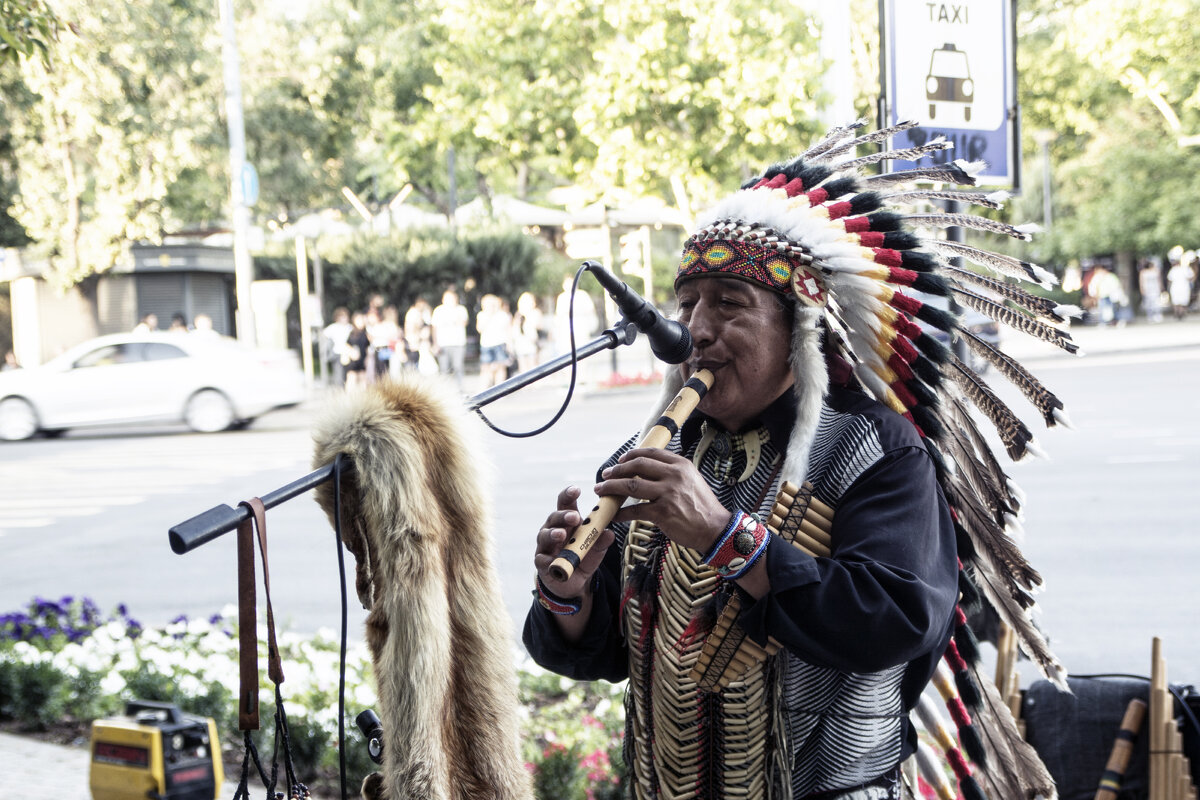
[0,0,61,66]
[1017,0,1200,262]
[7,0,1200,292]
[6,0,223,287]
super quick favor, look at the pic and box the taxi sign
[882,0,1017,186]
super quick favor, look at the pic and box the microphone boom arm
[169,320,639,555]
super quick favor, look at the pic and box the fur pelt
[311,374,533,800]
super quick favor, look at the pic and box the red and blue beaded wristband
[535,575,583,616]
[701,510,769,580]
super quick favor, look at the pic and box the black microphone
[584,261,693,364]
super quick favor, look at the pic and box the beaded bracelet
[702,510,769,581]
[534,574,583,616]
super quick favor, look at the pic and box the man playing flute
[524,123,1073,800]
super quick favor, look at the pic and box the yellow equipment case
[89,700,223,800]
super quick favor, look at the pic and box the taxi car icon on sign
[926,43,974,122]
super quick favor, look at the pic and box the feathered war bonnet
[644,118,1081,796]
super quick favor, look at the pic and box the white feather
[954,159,988,177]
[1031,264,1059,287]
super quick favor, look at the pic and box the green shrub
[5,659,68,727]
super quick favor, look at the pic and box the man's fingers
[557,485,582,511]
[535,526,569,555]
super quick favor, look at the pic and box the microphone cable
[333,453,349,800]
[473,262,589,438]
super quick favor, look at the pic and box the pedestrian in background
[371,305,404,381]
[1167,253,1195,320]
[476,293,512,389]
[343,311,370,391]
[323,307,352,387]
[512,291,544,374]
[404,297,431,371]
[431,287,468,391]
[554,275,598,356]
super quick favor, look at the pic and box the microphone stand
[168,320,640,556]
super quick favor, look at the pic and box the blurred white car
[0,332,306,441]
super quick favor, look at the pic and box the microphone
[584,262,693,364]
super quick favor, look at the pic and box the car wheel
[0,397,39,441]
[185,389,235,433]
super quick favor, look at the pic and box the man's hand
[534,485,615,600]
[597,448,730,554]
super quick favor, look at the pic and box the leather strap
[236,497,286,731]
[237,509,259,731]
[243,497,285,686]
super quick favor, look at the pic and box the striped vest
[617,400,904,800]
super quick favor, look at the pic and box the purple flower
[170,614,189,625]
[116,603,128,617]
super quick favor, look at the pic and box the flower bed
[0,596,626,799]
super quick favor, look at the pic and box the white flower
[100,671,127,696]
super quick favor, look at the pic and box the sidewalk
[4,315,1199,799]
[1000,314,1200,362]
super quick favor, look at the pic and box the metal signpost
[880,0,1019,187]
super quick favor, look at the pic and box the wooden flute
[547,368,715,582]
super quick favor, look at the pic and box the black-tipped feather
[941,263,1072,321]
[900,250,942,273]
[957,328,1067,427]
[848,191,883,216]
[905,213,1035,241]
[951,288,1079,355]
[886,188,1008,210]
[966,661,1058,800]
[960,722,988,767]
[866,211,904,231]
[915,302,956,332]
[930,240,1052,286]
[822,119,921,157]
[864,162,978,186]
[838,138,953,170]
[912,272,950,296]
[882,231,921,249]
[948,356,1034,460]
[819,175,859,200]
[955,622,982,664]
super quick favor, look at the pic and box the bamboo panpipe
[1095,698,1147,800]
[1148,638,1197,800]
[1152,638,1167,800]
[549,369,714,581]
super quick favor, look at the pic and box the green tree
[7,0,223,287]
[1016,0,1200,264]
[0,0,61,65]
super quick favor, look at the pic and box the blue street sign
[882,0,1017,186]
[240,162,259,206]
